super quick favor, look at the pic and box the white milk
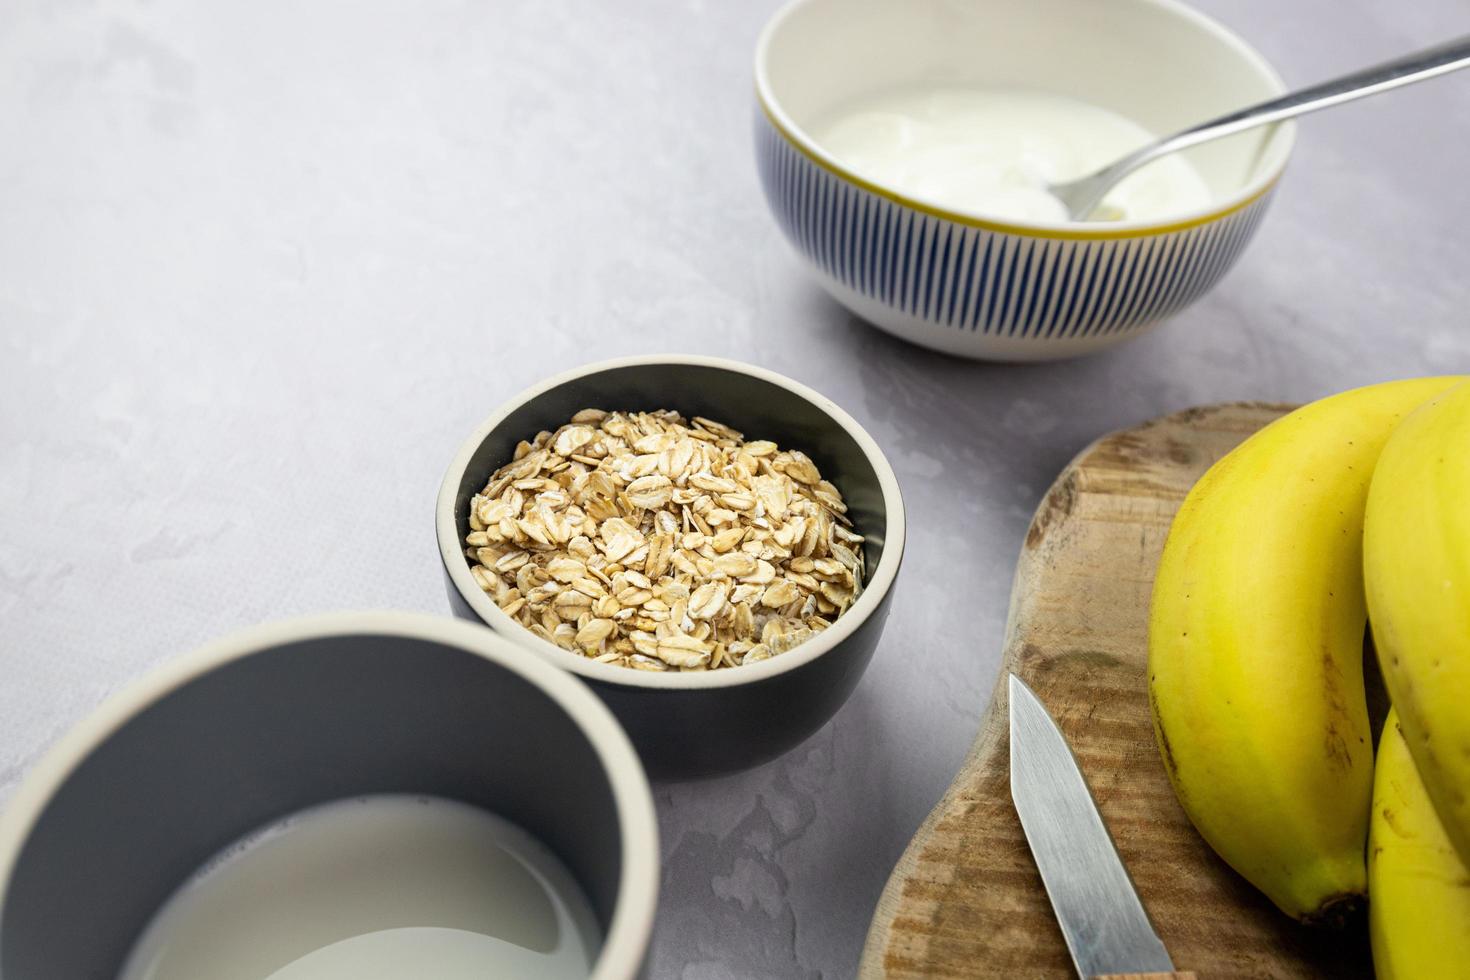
[118,795,601,980]
[810,86,1212,224]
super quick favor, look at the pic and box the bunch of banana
[1148,376,1462,924]
[1149,374,1470,971]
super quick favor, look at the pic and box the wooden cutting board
[859,403,1375,979]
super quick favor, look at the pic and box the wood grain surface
[859,403,1374,979]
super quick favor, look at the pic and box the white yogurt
[810,87,1212,224]
[118,795,601,980]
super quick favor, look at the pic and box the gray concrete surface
[2,0,1467,976]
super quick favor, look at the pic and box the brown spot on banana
[1379,805,1411,839]
[1319,645,1364,772]
[1149,685,1180,784]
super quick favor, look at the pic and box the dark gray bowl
[436,355,905,779]
[0,613,659,980]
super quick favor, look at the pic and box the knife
[1008,673,1195,980]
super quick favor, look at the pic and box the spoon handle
[1062,34,1470,218]
[1151,34,1470,157]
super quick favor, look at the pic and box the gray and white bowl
[0,613,659,980]
[437,355,905,779]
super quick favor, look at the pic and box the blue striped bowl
[754,0,1294,361]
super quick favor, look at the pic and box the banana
[1364,380,1470,867]
[1148,376,1464,922]
[1369,710,1470,979]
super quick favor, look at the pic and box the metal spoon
[1052,34,1470,221]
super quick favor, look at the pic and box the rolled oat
[464,409,865,670]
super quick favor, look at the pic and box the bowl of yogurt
[754,0,1294,360]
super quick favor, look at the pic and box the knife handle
[1092,973,1198,979]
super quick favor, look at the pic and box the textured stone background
[2,0,1467,976]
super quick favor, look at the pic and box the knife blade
[1008,672,1190,980]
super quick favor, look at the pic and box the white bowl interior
[758,0,1293,220]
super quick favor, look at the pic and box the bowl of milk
[0,612,659,980]
[754,0,1294,361]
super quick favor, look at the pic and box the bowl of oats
[436,355,904,778]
